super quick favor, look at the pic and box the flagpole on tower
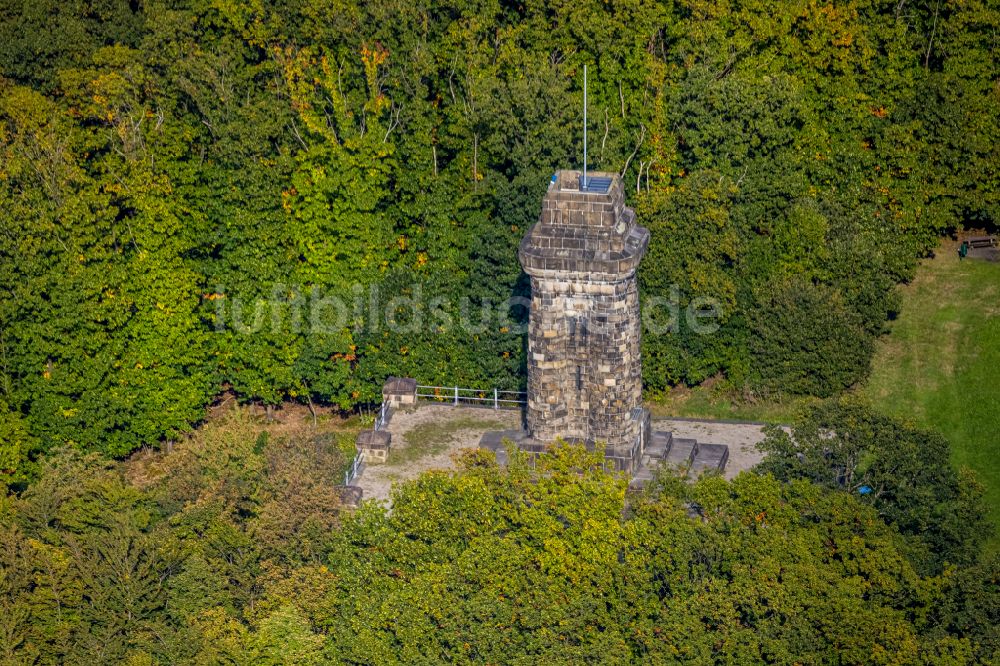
[583,64,588,190]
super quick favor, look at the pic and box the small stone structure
[337,485,364,507]
[518,170,650,471]
[356,429,391,463]
[383,376,418,407]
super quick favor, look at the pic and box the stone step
[632,465,654,481]
[629,464,655,490]
[663,437,698,466]
[646,430,673,458]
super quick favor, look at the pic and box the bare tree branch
[620,124,646,180]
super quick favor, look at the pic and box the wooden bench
[966,236,997,249]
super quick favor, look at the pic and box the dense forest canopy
[0,405,995,664]
[3,375,998,662]
[1,0,998,473]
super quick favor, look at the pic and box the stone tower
[519,170,650,471]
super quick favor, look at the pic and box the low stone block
[690,443,729,475]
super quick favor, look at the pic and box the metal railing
[343,401,387,485]
[415,384,526,409]
[374,400,390,431]
[343,382,524,486]
[344,450,364,485]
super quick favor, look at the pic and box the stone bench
[663,437,699,466]
[690,443,729,475]
[645,431,673,458]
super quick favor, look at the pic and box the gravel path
[354,405,772,502]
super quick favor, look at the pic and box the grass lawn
[647,384,817,425]
[647,240,1000,549]
[390,415,508,466]
[862,241,1000,548]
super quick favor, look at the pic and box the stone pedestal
[356,429,391,463]
[382,377,417,408]
[518,170,650,471]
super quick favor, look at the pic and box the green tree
[749,278,875,396]
[758,398,993,568]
